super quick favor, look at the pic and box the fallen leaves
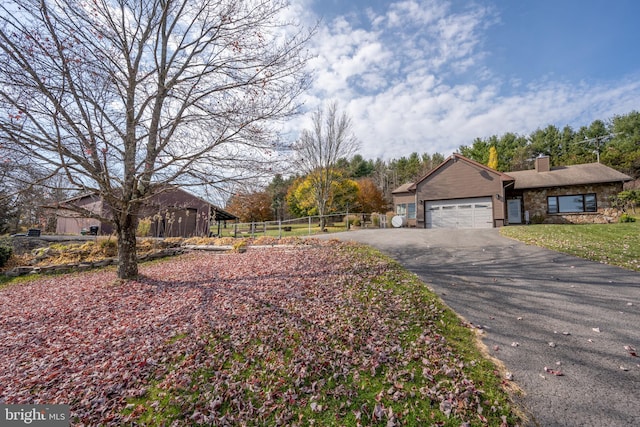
[543,367,564,376]
[0,242,516,426]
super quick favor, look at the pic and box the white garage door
[425,197,493,229]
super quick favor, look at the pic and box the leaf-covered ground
[0,241,519,426]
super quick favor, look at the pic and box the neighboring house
[392,154,631,229]
[52,187,237,237]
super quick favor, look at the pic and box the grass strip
[500,221,640,271]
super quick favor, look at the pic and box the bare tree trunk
[0,0,311,275]
[115,213,139,280]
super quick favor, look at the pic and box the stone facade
[521,183,624,224]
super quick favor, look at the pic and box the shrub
[530,214,546,224]
[612,189,639,214]
[619,213,636,223]
[215,237,236,246]
[371,213,380,227]
[232,240,248,253]
[345,214,360,227]
[98,238,118,257]
[137,217,152,237]
[184,237,218,246]
[0,237,12,268]
[385,211,395,226]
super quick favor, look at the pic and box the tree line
[458,111,640,177]
[225,151,448,223]
[226,110,640,223]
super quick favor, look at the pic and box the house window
[396,203,416,219]
[584,194,596,212]
[407,203,416,219]
[547,194,597,214]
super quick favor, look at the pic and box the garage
[425,197,493,229]
[391,154,512,228]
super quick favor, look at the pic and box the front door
[507,199,522,224]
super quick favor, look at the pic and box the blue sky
[284,0,640,160]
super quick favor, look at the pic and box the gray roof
[391,182,415,194]
[509,163,632,190]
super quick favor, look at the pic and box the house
[392,154,632,228]
[52,187,237,237]
[505,156,631,224]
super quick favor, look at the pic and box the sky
[283,0,640,161]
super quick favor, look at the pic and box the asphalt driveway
[318,228,640,427]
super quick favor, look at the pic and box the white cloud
[385,0,446,28]
[284,0,640,161]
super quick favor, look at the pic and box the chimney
[535,155,550,173]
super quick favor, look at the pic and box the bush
[345,214,361,227]
[232,240,248,253]
[530,214,546,224]
[0,237,13,268]
[163,237,184,247]
[98,238,118,257]
[137,217,152,237]
[612,189,640,214]
[619,213,636,223]
[371,213,380,227]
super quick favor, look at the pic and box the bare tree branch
[0,0,313,278]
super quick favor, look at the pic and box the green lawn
[218,221,353,238]
[500,220,640,271]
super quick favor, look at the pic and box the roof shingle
[391,182,415,194]
[509,163,632,190]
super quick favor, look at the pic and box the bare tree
[294,102,359,230]
[0,143,73,233]
[0,0,312,278]
[0,159,18,233]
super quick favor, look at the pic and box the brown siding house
[392,154,631,228]
[53,187,237,237]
